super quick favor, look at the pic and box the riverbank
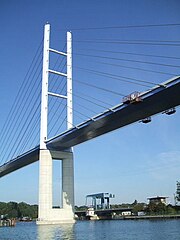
[76,208,180,221]
[113,214,180,220]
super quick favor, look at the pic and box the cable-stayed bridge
[0,23,180,224]
[0,75,180,177]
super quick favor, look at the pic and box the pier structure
[0,218,16,227]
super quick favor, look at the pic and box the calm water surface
[0,219,180,240]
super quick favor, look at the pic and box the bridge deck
[0,76,180,177]
[47,77,180,151]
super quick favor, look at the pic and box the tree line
[0,202,38,219]
[1,200,179,219]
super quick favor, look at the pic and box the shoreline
[76,212,180,221]
[113,214,180,220]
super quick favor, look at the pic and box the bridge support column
[62,153,74,211]
[37,150,75,225]
[38,149,52,222]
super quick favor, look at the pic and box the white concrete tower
[62,31,74,213]
[37,24,75,224]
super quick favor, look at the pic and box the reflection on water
[0,219,180,240]
[37,223,75,240]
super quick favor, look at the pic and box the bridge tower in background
[37,23,75,224]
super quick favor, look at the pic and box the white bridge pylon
[37,23,75,224]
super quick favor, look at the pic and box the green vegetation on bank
[0,202,38,219]
[145,202,177,215]
[1,200,180,219]
[111,200,180,215]
[75,199,180,216]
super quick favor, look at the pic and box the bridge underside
[0,148,39,177]
[0,79,180,177]
[47,80,180,151]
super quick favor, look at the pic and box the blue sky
[0,0,180,206]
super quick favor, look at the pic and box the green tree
[145,202,175,215]
[0,201,38,219]
[133,203,146,214]
[166,205,176,215]
[132,200,138,206]
[5,202,19,218]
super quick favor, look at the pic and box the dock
[0,219,16,227]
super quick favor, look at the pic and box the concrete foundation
[37,149,75,224]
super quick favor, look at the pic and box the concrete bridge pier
[37,149,75,224]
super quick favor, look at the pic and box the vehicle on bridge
[122,92,142,104]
